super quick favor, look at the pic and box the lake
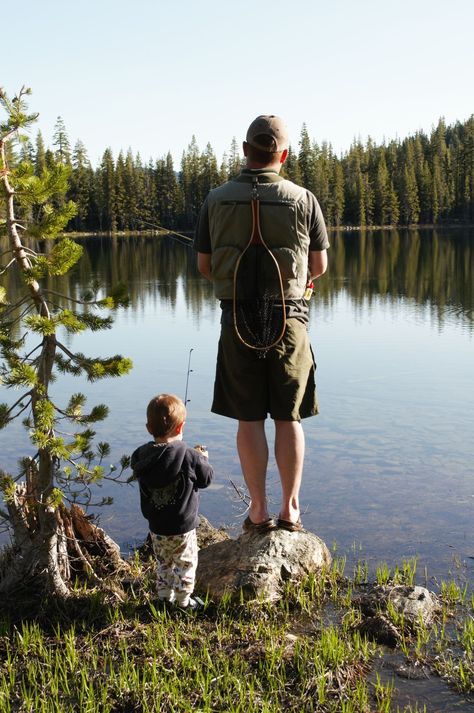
[1,228,473,583]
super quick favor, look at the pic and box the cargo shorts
[211,318,319,422]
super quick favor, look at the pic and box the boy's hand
[194,444,208,458]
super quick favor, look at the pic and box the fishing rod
[183,347,207,456]
[184,347,193,406]
[139,219,194,247]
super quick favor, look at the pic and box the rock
[387,584,440,625]
[356,584,440,626]
[197,515,230,549]
[391,661,431,680]
[135,515,229,560]
[355,584,440,645]
[358,614,401,646]
[196,527,332,603]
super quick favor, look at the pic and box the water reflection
[321,229,473,330]
[3,227,470,329]
[1,229,473,582]
[83,230,472,332]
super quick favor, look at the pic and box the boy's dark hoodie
[131,440,213,536]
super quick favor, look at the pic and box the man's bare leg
[237,420,270,524]
[274,420,305,524]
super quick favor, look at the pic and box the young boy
[131,393,213,610]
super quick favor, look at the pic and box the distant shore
[61,223,474,239]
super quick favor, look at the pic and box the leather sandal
[242,516,276,533]
[276,517,303,532]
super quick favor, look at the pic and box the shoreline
[60,223,474,239]
[1,539,472,711]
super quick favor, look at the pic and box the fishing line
[139,220,194,247]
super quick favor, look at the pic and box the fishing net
[233,185,286,358]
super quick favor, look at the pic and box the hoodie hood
[131,441,187,485]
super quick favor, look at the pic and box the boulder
[196,527,332,603]
[355,584,441,645]
[356,584,440,627]
[387,585,440,625]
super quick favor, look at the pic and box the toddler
[131,394,213,609]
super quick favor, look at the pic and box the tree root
[0,484,129,599]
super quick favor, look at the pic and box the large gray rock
[196,527,332,603]
[356,584,440,626]
[387,585,440,625]
[355,584,441,645]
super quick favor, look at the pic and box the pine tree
[313,141,331,217]
[97,148,116,232]
[432,119,453,219]
[361,138,375,226]
[374,149,391,225]
[34,131,46,175]
[135,155,156,229]
[155,152,180,229]
[461,116,474,221]
[180,136,202,227]
[282,145,302,185]
[344,140,365,225]
[401,141,420,224]
[227,137,242,178]
[70,140,94,231]
[52,116,71,165]
[388,180,400,226]
[329,157,345,226]
[0,88,132,596]
[219,153,229,184]
[114,151,127,230]
[200,142,219,197]
[412,133,431,222]
[298,124,315,193]
[19,138,34,163]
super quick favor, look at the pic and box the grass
[0,552,472,711]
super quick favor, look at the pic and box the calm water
[1,228,473,583]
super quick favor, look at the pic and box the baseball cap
[246,115,289,152]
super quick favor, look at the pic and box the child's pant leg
[150,532,176,602]
[171,530,198,606]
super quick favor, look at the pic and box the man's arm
[308,249,328,280]
[194,196,213,281]
[197,252,212,281]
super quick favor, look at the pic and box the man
[194,115,329,532]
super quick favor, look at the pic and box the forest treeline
[14,115,474,231]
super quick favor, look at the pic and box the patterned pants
[150,529,198,606]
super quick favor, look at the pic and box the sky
[3,0,473,167]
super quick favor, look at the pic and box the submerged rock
[196,526,331,603]
[356,584,440,625]
[355,584,441,645]
[387,585,440,625]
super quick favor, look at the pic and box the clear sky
[3,0,473,167]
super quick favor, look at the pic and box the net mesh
[233,194,286,358]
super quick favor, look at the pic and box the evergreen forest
[13,115,474,232]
